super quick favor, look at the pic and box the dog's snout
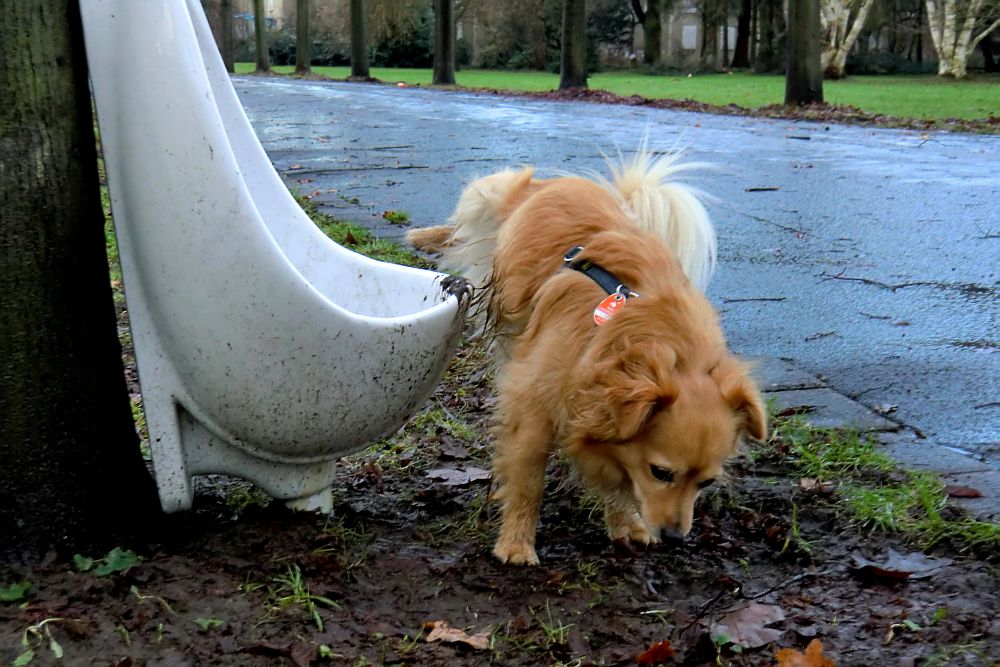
[658,527,687,544]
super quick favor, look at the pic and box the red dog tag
[593,293,626,325]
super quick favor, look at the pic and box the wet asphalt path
[233,76,999,466]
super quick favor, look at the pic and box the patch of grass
[72,547,140,576]
[772,415,895,480]
[381,209,410,225]
[425,488,495,547]
[410,405,478,441]
[316,517,374,571]
[531,601,575,650]
[848,473,1000,552]
[15,618,66,666]
[296,194,429,268]
[236,64,1000,122]
[260,564,338,631]
[920,641,993,667]
[763,416,1000,556]
[224,483,273,513]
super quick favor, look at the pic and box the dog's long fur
[408,156,765,565]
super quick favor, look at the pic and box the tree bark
[0,0,159,563]
[295,0,311,74]
[644,0,663,68]
[253,0,270,72]
[731,0,752,67]
[350,0,370,79]
[559,0,588,89]
[433,0,456,85]
[221,0,235,73]
[754,0,786,73]
[786,0,824,104]
[821,0,876,79]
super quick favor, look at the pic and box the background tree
[755,0,787,72]
[821,0,876,78]
[433,0,456,84]
[350,0,371,78]
[700,0,729,69]
[559,0,588,87]
[296,0,311,74]
[254,0,270,72]
[631,0,663,68]
[926,0,1000,77]
[0,0,159,562]
[731,0,752,67]
[786,0,825,104]
[221,0,235,72]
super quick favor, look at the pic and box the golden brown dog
[407,156,766,565]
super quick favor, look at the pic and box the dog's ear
[573,340,679,442]
[714,358,768,441]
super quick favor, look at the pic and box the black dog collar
[563,246,639,299]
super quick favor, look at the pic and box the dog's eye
[698,478,716,490]
[650,466,675,484]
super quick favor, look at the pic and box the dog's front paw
[626,520,659,545]
[493,539,539,566]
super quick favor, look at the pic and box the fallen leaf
[944,485,982,498]
[635,639,675,664]
[776,405,817,417]
[850,548,952,581]
[774,638,836,666]
[712,602,785,649]
[873,403,898,415]
[798,478,835,494]
[423,620,490,650]
[438,435,470,459]
[290,641,313,667]
[426,467,491,487]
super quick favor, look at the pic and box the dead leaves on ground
[849,548,953,581]
[774,639,836,667]
[425,466,491,487]
[422,620,490,650]
[634,639,675,664]
[711,602,786,649]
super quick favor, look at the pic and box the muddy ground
[1,330,998,667]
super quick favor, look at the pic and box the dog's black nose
[658,527,686,544]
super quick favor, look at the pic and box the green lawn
[235,64,999,122]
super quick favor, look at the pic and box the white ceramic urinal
[80,0,469,512]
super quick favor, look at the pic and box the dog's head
[567,307,766,541]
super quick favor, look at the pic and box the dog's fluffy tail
[406,168,534,294]
[406,225,454,253]
[604,150,716,291]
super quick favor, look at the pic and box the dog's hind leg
[491,410,553,566]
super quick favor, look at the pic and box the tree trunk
[731,0,751,67]
[559,0,588,89]
[350,0,370,79]
[644,0,663,68]
[295,0,311,74]
[0,0,159,563]
[221,0,235,73]
[754,0,785,73]
[982,35,1000,72]
[821,0,876,79]
[433,0,456,85]
[253,0,269,72]
[786,0,824,105]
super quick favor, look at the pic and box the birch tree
[820,0,876,78]
[926,0,1000,77]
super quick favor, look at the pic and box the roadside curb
[754,356,998,522]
